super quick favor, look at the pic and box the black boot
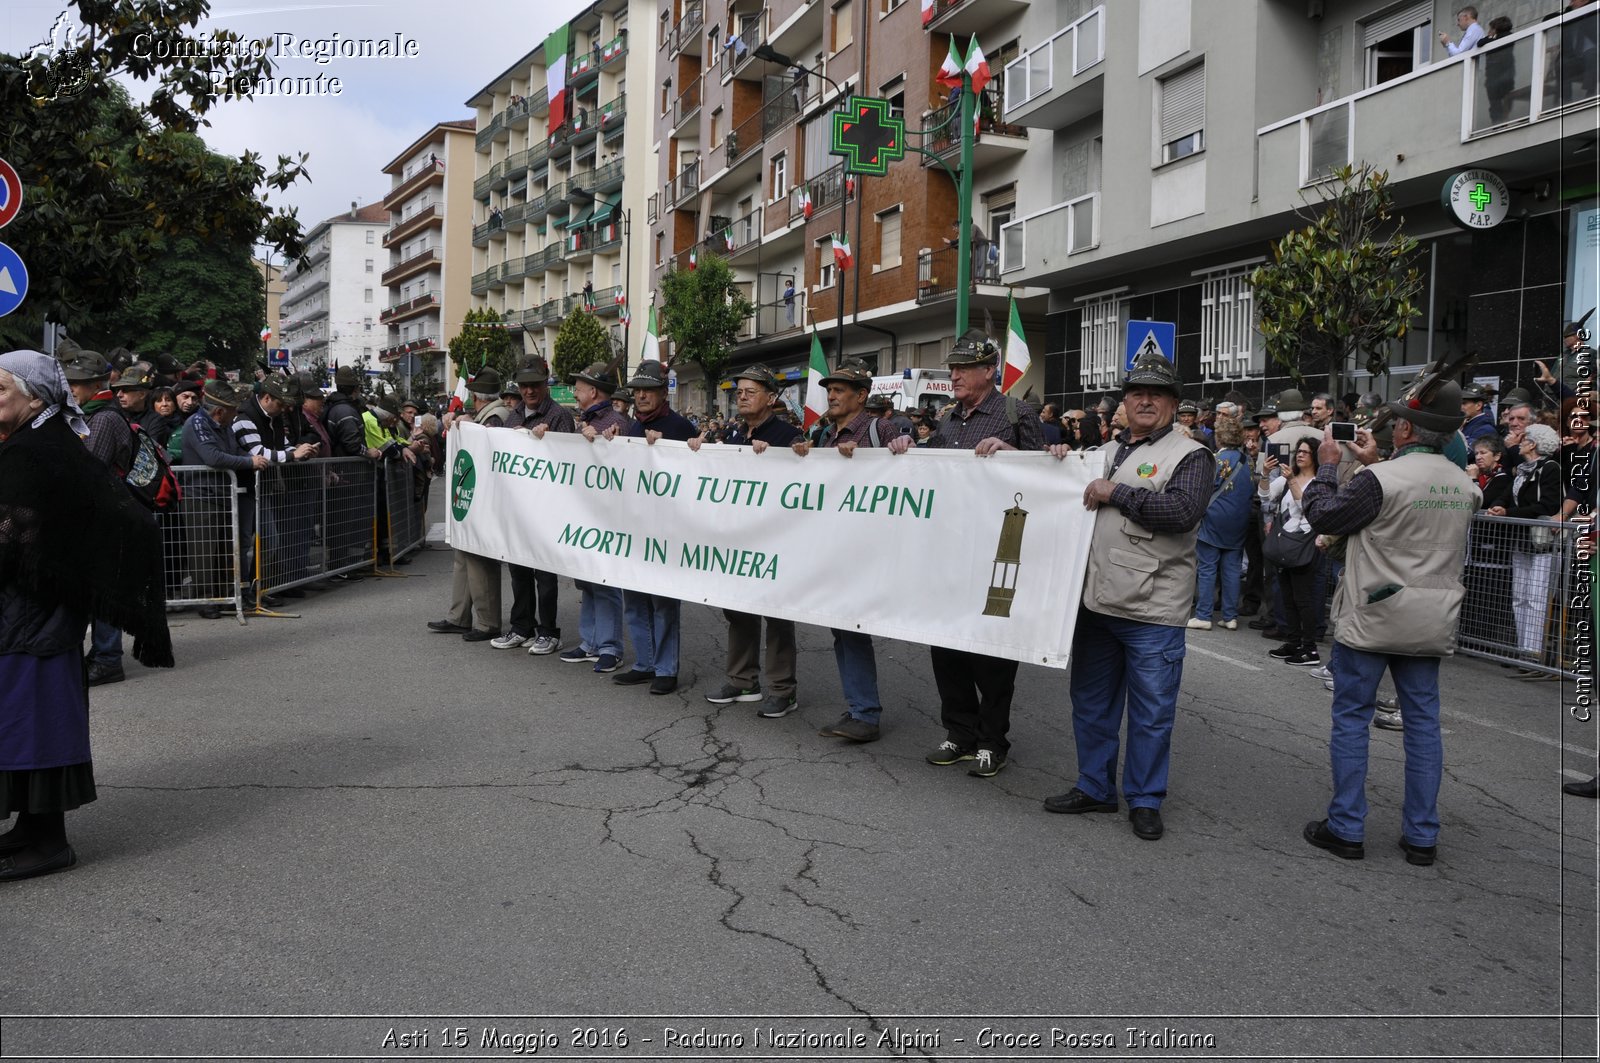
[0,812,74,881]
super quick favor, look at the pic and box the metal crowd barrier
[1456,513,1591,683]
[253,456,378,603]
[162,466,244,622]
[381,458,428,564]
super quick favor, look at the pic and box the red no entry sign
[0,158,21,230]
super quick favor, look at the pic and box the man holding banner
[691,365,804,718]
[613,361,698,695]
[888,329,1043,778]
[1045,350,1213,841]
[557,362,633,674]
[793,360,889,743]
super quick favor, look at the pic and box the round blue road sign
[0,242,30,318]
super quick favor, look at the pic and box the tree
[552,306,612,384]
[1249,165,1422,400]
[658,252,754,386]
[108,233,264,371]
[447,307,520,384]
[0,0,308,349]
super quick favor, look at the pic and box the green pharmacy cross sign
[830,96,906,177]
[1468,182,1492,212]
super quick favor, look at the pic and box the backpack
[118,421,183,512]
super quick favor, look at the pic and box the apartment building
[652,0,1052,413]
[280,203,391,372]
[1002,0,1599,410]
[378,120,477,396]
[467,0,656,377]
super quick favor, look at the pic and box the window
[1362,1,1431,87]
[832,0,854,52]
[1077,293,1122,391]
[659,10,669,50]
[815,235,836,289]
[880,0,904,14]
[661,81,671,114]
[769,152,787,201]
[364,317,373,332]
[364,288,374,303]
[711,106,723,147]
[1157,62,1205,164]
[1200,269,1261,380]
[363,347,372,359]
[880,74,905,118]
[654,231,663,264]
[365,258,374,273]
[366,230,375,244]
[876,205,902,270]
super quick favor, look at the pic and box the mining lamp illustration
[983,493,1028,618]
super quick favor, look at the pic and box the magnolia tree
[658,252,754,385]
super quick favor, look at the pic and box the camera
[1330,421,1357,442]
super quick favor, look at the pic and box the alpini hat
[513,357,552,385]
[946,328,1000,367]
[730,364,781,392]
[572,361,620,394]
[110,364,155,390]
[819,359,873,388]
[1387,381,1467,434]
[469,368,503,396]
[627,360,671,391]
[1275,388,1308,413]
[1122,350,1181,396]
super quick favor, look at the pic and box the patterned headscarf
[0,348,89,436]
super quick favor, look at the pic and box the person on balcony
[1440,6,1485,56]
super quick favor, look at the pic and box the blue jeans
[830,629,880,723]
[1068,607,1186,809]
[1326,642,1443,846]
[624,591,681,676]
[1193,541,1242,622]
[578,583,624,658]
[89,620,123,666]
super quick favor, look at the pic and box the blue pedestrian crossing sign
[0,241,28,319]
[1125,319,1175,371]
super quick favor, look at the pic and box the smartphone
[1271,443,1291,462]
[1330,421,1357,442]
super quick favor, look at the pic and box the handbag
[1527,522,1556,553]
[1263,493,1318,569]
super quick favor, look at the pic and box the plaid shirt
[505,394,576,434]
[1298,445,1440,535]
[579,401,631,436]
[1106,425,1215,534]
[927,387,1045,452]
[818,410,878,448]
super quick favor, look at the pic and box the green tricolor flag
[639,305,660,365]
[545,26,571,130]
[803,330,828,431]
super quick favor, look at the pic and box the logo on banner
[451,451,477,521]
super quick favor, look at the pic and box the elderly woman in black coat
[0,350,172,881]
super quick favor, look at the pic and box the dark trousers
[931,646,1020,756]
[724,609,797,698]
[1281,562,1317,646]
[508,564,560,639]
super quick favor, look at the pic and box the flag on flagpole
[964,36,992,96]
[831,232,853,272]
[688,248,698,270]
[936,37,963,90]
[639,305,661,365]
[921,0,935,26]
[545,26,572,130]
[801,187,814,220]
[1001,293,1031,394]
[803,330,829,431]
[450,374,469,414]
[259,327,272,341]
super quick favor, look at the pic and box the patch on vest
[1136,462,1158,478]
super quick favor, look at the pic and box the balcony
[1003,5,1105,128]
[474,111,505,152]
[504,93,535,131]
[522,244,561,277]
[925,0,1029,36]
[670,3,704,57]
[805,161,854,217]
[672,78,702,132]
[999,191,1098,287]
[379,334,440,363]
[916,240,1013,304]
[588,157,625,195]
[598,31,627,69]
[473,172,492,199]
[744,273,805,342]
[383,204,440,249]
[381,157,446,209]
[724,93,797,173]
[382,247,439,287]
[505,142,549,183]
[925,88,1029,167]
[471,268,491,295]
[725,206,761,259]
[282,269,328,306]
[379,289,441,324]
[1254,9,1598,216]
[727,19,764,79]
[597,93,627,134]
[571,47,600,89]
[527,181,562,222]
[647,194,659,224]
[668,160,701,206]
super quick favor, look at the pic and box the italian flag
[803,330,828,431]
[964,36,992,96]
[450,374,469,414]
[545,26,571,131]
[688,248,698,269]
[1002,293,1030,394]
[921,0,935,26]
[801,187,813,220]
[259,327,272,341]
[831,232,852,272]
[936,38,963,90]
[639,304,660,365]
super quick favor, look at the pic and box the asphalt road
[4,533,1597,1062]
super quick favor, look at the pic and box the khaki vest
[1084,430,1210,627]
[1332,452,1481,656]
[475,399,511,426]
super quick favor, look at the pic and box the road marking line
[1441,708,1597,757]
[1562,768,1593,780]
[1186,642,1263,672]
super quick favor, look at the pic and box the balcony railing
[381,247,439,286]
[805,161,852,216]
[670,3,704,56]
[927,87,1025,154]
[668,161,701,206]
[916,235,1013,303]
[599,31,627,67]
[379,334,441,361]
[475,112,504,152]
[382,157,446,208]
[379,289,441,323]
[1256,8,1598,196]
[725,93,798,170]
[571,48,598,85]
[725,206,761,257]
[1001,191,1098,280]
[647,194,659,224]
[598,93,627,132]
[384,204,439,248]
[727,19,764,77]
[587,157,626,194]
[1003,5,1105,120]
[673,78,702,128]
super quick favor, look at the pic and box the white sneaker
[1187,618,1213,630]
[1219,619,1238,630]
[1308,665,1333,681]
[1323,679,1336,692]
[490,632,529,650]
[526,635,560,655]
[1376,694,1398,710]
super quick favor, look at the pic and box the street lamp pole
[955,72,975,338]
[622,207,632,376]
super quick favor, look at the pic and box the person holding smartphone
[1261,438,1323,667]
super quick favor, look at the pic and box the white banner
[446,422,1103,667]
